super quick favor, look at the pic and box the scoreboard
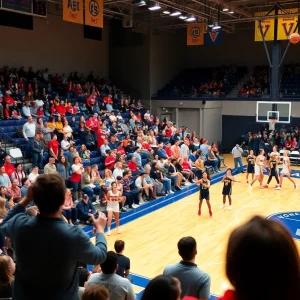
[0,0,47,17]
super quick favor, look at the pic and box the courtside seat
[289,151,300,166]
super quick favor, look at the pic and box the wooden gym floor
[91,155,300,296]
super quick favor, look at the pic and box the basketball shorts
[107,201,119,213]
[254,165,262,176]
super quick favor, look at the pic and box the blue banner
[1,0,32,13]
[205,30,222,45]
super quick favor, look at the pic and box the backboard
[256,101,291,123]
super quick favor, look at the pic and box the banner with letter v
[205,30,222,45]
[277,9,298,40]
[254,11,275,41]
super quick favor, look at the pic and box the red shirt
[164,147,172,158]
[103,96,113,104]
[117,146,125,155]
[49,140,59,156]
[50,106,56,114]
[128,161,138,171]
[66,82,73,91]
[74,87,83,95]
[182,161,190,170]
[285,140,292,148]
[4,163,15,178]
[165,128,172,138]
[37,109,44,117]
[4,109,10,118]
[219,290,236,300]
[66,106,74,114]
[86,118,99,132]
[86,97,95,106]
[97,131,106,148]
[56,105,66,115]
[142,142,151,151]
[105,156,115,170]
[4,97,14,105]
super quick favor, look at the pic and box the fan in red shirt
[4,105,11,119]
[66,81,73,92]
[49,134,60,159]
[103,96,113,104]
[86,94,96,110]
[128,156,139,172]
[164,143,172,158]
[4,156,15,178]
[104,151,116,170]
[37,107,45,117]
[56,101,66,116]
[74,84,83,95]
[86,115,99,132]
[4,93,15,106]
[66,103,75,115]
[165,126,173,138]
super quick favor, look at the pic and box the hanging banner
[255,11,275,42]
[187,24,204,46]
[205,30,222,45]
[85,0,103,28]
[277,9,299,40]
[63,0,84,24]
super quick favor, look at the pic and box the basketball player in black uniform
[246,150,255,183]
[196,171,212,217]
[221,168,240,211]
[266,153,280,187]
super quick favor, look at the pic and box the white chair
[9,148,23,160]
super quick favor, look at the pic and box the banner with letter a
[63,0,84,24]
[255,11,275,41]
[277,9,299,40]
[187,24,204,46]
[85,0,103,28]
[205,30,222,45]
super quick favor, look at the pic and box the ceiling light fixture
[228,10,234,14]
[148,2,161,11]
[170,11,181,16]
[179,15,187,20]
[222,7,229,12]
[163,10,171,14]
[212,22,221,30]
[185,15,196,22]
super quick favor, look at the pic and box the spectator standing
[31,133,44,170]
[163,236,211,300]
[49,134,60,160]
[0,174,108,300]
[114,240,132,281]
[22,116,36,157]
[70,157,84,200]
[231,144,244,173]
[87,251,136,300]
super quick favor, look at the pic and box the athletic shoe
[220,204,225,209]
[191,179,196,183]
[275,186,282,190]
[209,210,213,217]
[295,184,298,190]
[117,227,121,234]
[198,210,201,216]
[132,204,139,208]
[175,186,182,191]
[263,185,268,188]
[228,205,232,211]
[185,182,192,186]
[121,207,128,212]
[73,221,80,226]
[107,228,111,236]
[169,190,174,194]
[248,184,253,190]
[92,202,97,206]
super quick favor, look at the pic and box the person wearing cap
[76,193,98,224]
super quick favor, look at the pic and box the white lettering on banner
[277,212,300,219]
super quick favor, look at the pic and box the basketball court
[89,154,300,299]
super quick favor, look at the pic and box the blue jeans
[207,160,218,172]
[32,152,43,169]
[234,157,243,172]
[82,186,101,200]
[161,178,171,192]
[72,182,81,193]
[62,208,78,222]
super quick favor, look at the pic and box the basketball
[289,32,300,44]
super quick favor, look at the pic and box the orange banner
[85,0,103,28]
[187,24,204,46]
[63,0,84,24]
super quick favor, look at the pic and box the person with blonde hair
[0,255,15,298]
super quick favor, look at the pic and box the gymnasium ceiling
[102,0,300,33]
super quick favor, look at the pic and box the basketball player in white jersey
[270,146,280,162]
[275,150,298,190]
[249,149,268,189]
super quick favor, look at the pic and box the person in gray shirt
[163,236,211,300]
[0,173,108,300]
[87,251,136,300]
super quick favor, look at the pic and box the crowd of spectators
[241,123,300,157]
[238,67,269,97]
